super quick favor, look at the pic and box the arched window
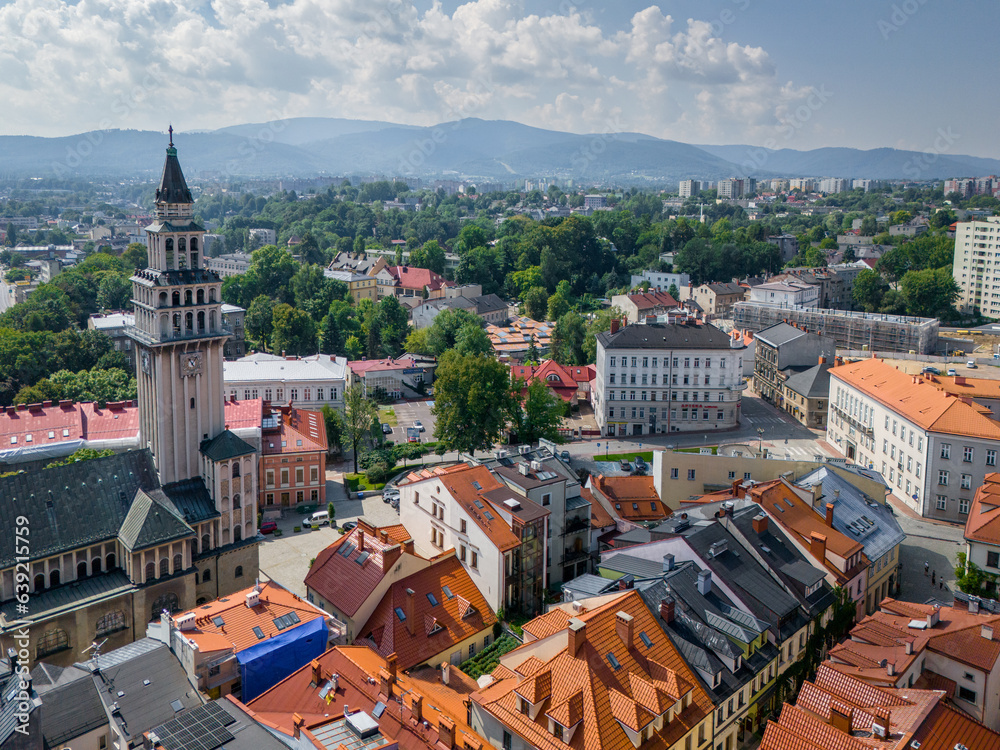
[159,291,168,307]
[96,611,125,637]
[222,529,230,545]
[173,313,181,334]
[106,553,116,570]
[191,537,198,556]
[210,310,217,332]
[235,566,244,578]
[197,311,205,332]
[185,312,194,333]
[231,461,241,478]
[161,313,170,337]
[173,554,183,574]
[196,288,205,305]
[246,520,253,539]
[159,558,169,577]
[150,593,179,621]
[202,533,210,551]
[185,289,192,306]
[191,397,196,412]
[49,569,60,587]
[145,562,155,580]
[92,557,102,574]
[234,525,243,542]
[36,628,69,659]
[172,290,180,306]
[34,573,45,592]
[209,287,216,303]
[195,571,199,584]
[165,238,174,268]
[202,568,211,582]
[77,561,87,579]
[232,493,241,509]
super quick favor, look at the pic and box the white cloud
[0,0,817,147]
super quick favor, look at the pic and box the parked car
[968,360,978,369]
[619,459,631,472]
[922,366,941,375]
[383,489,400,504]
[634,456,647,470]
[259,520,278,534]
[414,419,425,432]
[947,368,957,376]
[341,521,357,532]
[406,427,420,443]
[303,510,331,528]
[381,423,393,434]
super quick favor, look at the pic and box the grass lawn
[379,406,398,426]
[598,450,655,462]
[344,473,387,492]
[676,446,718,455]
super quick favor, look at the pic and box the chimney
[410,693,423,723]
[310,659,323,687]
[731,478,742,496]
[660,597,676,624]
[872,709,890,739]
[404,588,415,635]
[379,667,394,698]
[927,604,941,626]
[969,598,980,615]
[292,713,304,740]
[697,569,712,595]
[818,355,826,365]
[568,618,587,655]
[752,513,768,535]
[441,661,451,685]
[357,528,365,552]
[905,639,913,654]
[663,554,675,573]
[387,652,397,683]
[610,319,620,334]
[438,715,457,749]
[811,482,823,508]
[983,625,994,641]
[615,612,635,648]
[402,539,415,555]
[825,502,835,527]
[809,532,827,562]
[886,660,895,676]
[830,703,853,734]
[382,544,402,573]
[618,574,634,591]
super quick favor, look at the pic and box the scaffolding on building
[732,301,939,354]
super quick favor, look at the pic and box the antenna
[82,638,109,672]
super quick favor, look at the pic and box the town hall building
[0,132,261,668]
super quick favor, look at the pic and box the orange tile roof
[224,398,264,431]
[510,360,595,402]
[521,608,575,642]
[965,473,1000,546]
[244,645,486,749]
[473,590,712,750]
[908,699,1000,750]
[591,475,669,522]
[388,265,453,291]
[923,372,1000,400]
[304,522,420,617]
[262,406,327,455]
[357,552,497,671]
[171,581,327,653]
[584,487,615,530]
[830,358,1000,440]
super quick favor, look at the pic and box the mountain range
[3,117,999,185]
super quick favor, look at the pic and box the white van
[303,511,330,528]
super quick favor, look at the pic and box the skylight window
[639,632,653,648]
[211,616,225,627]
[472,481,482,490]
[252,626,264,640]
[273,612,301,630]
[394,607,407,622]
[427,592,439,606]
[606,653,622,670]
[484,511,494,521]
[442,585,455,600]
[355,551,370,566]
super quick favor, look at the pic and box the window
[987,551,1000,568]
[941,443,951,459]
[610,357,616,368]
[471,551,478,569]
[36,628,69,658]
[962,474,972,490]
[964,446,974,463]
[960,499,970,514]
[460,545,466,562]
[687,469,696,480]
[916,462,922,478]
[542,493,551,506]
[96,611,126,636]
[989,450,997,467]
[503,731,512,750]
[938,470,949,486]
[728,471,736,479]
[609,374,615,384]
[958,686,977,704]
[936,495,947,510]
[670,468,679,479]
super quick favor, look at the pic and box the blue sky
[1,0,995,157]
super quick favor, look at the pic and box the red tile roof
[590,475,669,522]
[511,361,595,402]
[966,473,1000,546]
[348,354,430,375]
[388,265,453,292]
[262,406,327,455]
[356,552,497,671]
[224,398,264,431]
[171,581,327,654]
[627,291,680,311]
[243,645,486,749]
[304,522,420,618]
[584,487,616,530]
[473,590,711,750]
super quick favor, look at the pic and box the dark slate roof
[119,489,194,552]
[159,480,219,525]
[755,322,806,348]
[81,638,203,745]
[561,573,617,600]
[473,294,508,314]
[0,450,158,567]
[0,669,39,745]
[705,282,745,295]
[782,362,832,398]
[0,570,133,625]
[201,429,256,462]
[32,664,106,747]
[596,321,731,351]
[155,144,194,204]
[611,527,653,546]
[598,554,665,579]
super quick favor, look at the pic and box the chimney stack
[405,588,416,635]
[983,625,994,641]
[402,538,415,555]
[310,659,323,687]
[660,597,676,624]
[825,502,835,528]
[663,554,675,573]
[615,612,634,648]
[438,716,457,749]
[886,660,895,676]
[382,544,402,573]
[410,693,423,723]
[568,618,587,655]
[830,703,853,734]
[752,513,768,535]
[617,574,634,591]
[697,569,712,595]
[293,713,304,740]
[358,528,365,552]
[610,319,620,334]
[441,661,451,685]
[818,355,826,365]
[809,532,827,562]
[387,652,397,682]
[811,482,823,508]
[905,639,913,654]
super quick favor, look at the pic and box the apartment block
[679,179,701,198]
[953,216,1000,317]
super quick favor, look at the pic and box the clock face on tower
[180,351,204,377]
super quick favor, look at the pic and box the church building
[0,132,261,668]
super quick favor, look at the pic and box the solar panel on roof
[153,701,236,750]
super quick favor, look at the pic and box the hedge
[460,634,519,679]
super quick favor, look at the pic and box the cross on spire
[168,124,173,147]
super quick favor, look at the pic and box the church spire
[155,126,193,205]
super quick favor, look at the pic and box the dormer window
[520,697,530,715]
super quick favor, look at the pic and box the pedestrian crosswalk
[743,414,790,427]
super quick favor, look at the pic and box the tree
[344,335,364,360]
[524,286,548,320]
[246,295,277,349]
[122,242,148,270]
[432,350,518,453]
[516,379,564,445]
[583,307,624,362]
[341,384,379,473]
[454,322,493,357]
[321,404,344,456]
[409,240,446,275]
[859,216,877,236]
[372,295,409,358]
[271,303,316,356]
[524,335,540,364]
[552,311,587,365]
[246,245,298,303]
[405,327,432,355]
[900,267,960,318]
[96,273,132,311]
[852,270,888,312]
[667,283,679,300]
[546,292,570,322]
[426,308,482,356]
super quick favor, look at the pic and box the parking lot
[382,399,436,443]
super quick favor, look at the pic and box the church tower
[127,129,228,485]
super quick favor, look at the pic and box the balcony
[562,548,590,566]
[561,517,590,536]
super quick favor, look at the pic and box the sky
[1,0,996,157]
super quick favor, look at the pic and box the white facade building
[748,280,820,308]
[628,269,691,292]
[678,180,701,198]
[592,320,745,437]
[953,216,1000,317]
[828,358,1000,522]
[223,352,347,412]
[818,178,849,194]
[205,252,251,278]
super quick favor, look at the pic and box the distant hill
[2,118,999,183]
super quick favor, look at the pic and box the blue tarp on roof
[237,616,328,701]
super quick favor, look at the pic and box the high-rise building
[818,177,848,194]
[717,178,743,199]
[678,179,701,198]
[953,216,1000,317]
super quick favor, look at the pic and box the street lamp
[757,427,764,456]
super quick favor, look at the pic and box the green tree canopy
[271,303,317,356]
[245,295,277,349]
[454,322,493,357]
[515,379,564,445]
[342,384,379,473]
[552,310,587,365]
[432,350,518,453]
